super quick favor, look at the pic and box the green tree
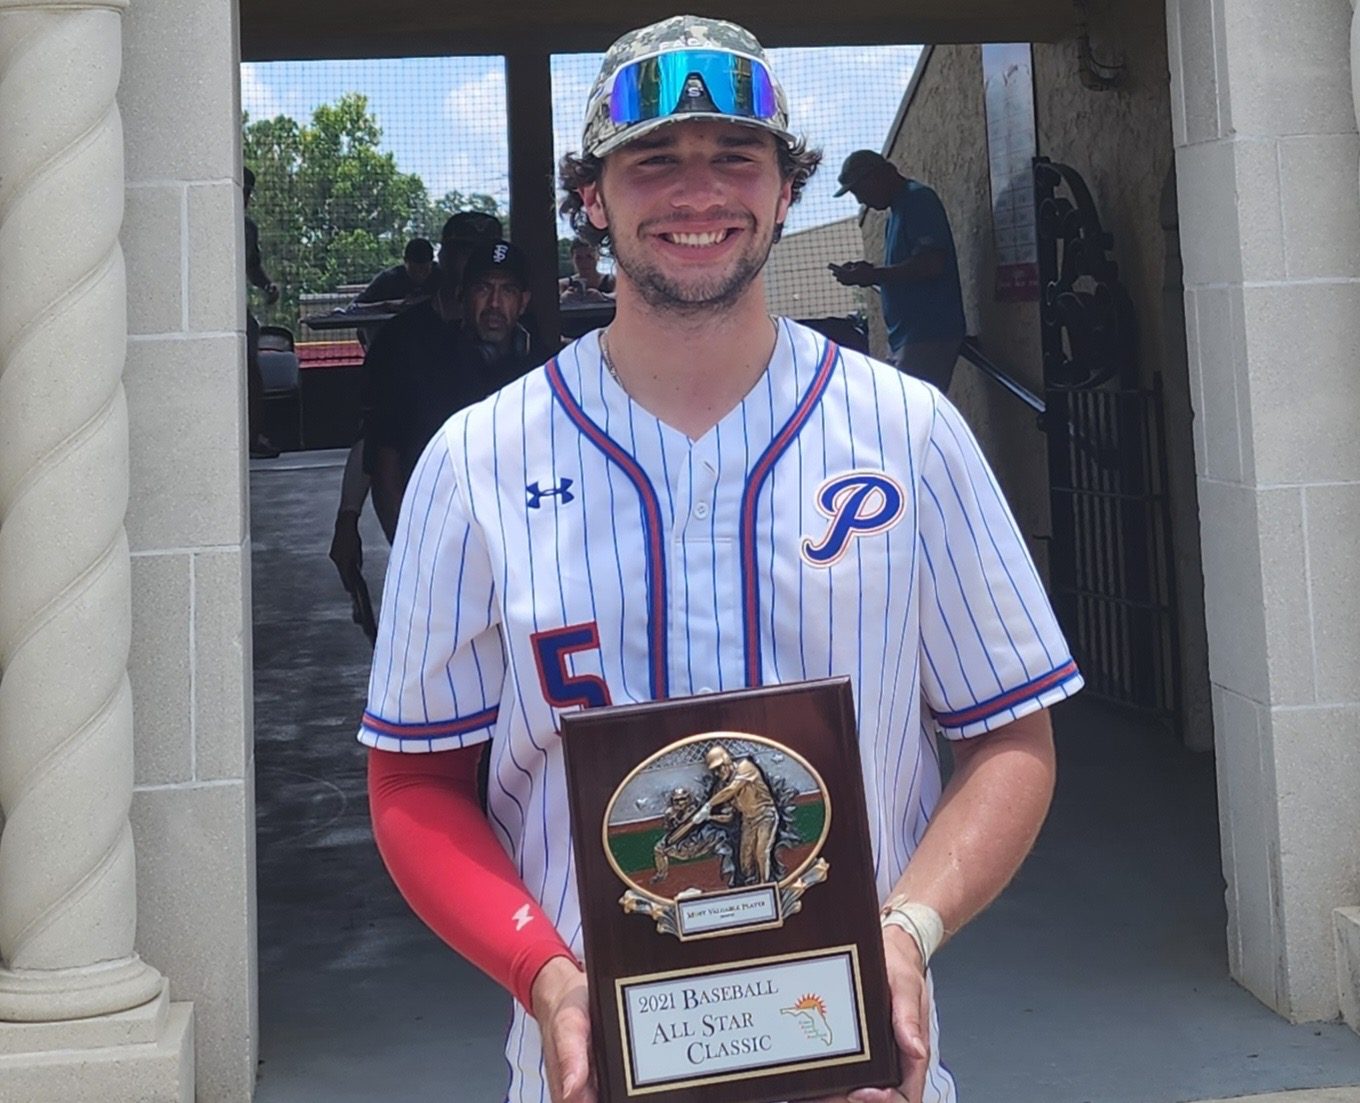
[242,94,504,331]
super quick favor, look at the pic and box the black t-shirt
[362,302,536,483]
[355,263,440,304]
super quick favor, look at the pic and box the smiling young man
[360,17,1082,1103]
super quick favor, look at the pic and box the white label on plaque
[677,887,779,936]
[617,947,868,1092]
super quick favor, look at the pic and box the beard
[608,207,778,316]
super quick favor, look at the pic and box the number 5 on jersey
[531,622,612,712]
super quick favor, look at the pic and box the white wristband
[879,900,944,966]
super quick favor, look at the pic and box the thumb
[555,1012,590,1098]
[892,999,927,1062]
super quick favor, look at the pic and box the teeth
[666,230,728,247]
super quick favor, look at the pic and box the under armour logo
[512,904,534,931]
[492,243,509,263]
[800,470,906,567]
[527,478,574,509]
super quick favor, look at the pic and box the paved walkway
[249,452,1360,1102]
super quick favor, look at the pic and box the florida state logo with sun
[780,992,833,1047]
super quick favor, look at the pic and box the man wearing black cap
[432,210,504,319]
[364,240,537,539]
[830,150,966,393]
[328,212,507,593]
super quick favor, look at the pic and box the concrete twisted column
[0,0,163,1020]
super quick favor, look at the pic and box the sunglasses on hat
[608,50,778,129]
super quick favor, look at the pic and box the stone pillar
[1167,0,1360,1023]
[0,1,192,1096]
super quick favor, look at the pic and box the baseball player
[359,17,1082,1103]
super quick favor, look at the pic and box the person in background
[431,211,504,319]
[243,166,281,459]
[831,149,966,393]
[365,240,537,540]
[559,236,616,303]
[328,212,504,595]
[351,237,438,353]
[354,237,439,309]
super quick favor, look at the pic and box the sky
[241,45,921,238]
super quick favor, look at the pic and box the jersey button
[693,502,710,519]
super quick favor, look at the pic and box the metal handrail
[959,337,1046,415]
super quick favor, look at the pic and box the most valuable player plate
[561,678,899,1103]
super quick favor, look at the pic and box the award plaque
[560,677,899,1103]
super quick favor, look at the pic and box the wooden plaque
[561,678,899,1103]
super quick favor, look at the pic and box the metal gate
[1035,157,1181,730]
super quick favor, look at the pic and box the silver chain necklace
[600,329,622,386]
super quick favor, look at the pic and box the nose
[669,156,727,212]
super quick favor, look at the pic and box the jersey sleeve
[917,395,1083,738]
[359,429,505,752]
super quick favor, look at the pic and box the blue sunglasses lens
[609,51,777,126]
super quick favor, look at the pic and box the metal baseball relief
[603,731,831,941]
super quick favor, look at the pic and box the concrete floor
[249,452,1360,1103]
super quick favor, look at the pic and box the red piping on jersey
[544,357,669,700]
[932,659,1081,728]
[739,339,840,687]
[361,706,499,740]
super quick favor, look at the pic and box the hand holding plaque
[561,678,900,1103]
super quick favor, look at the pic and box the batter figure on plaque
[687,744,782,886]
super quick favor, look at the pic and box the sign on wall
[982,43,1039,302]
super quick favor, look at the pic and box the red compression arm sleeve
[367,746,579,1010]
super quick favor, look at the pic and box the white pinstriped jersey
[359,319,1082,1103]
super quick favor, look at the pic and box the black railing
[959,337,1046,416]
[1035,156,1181,733]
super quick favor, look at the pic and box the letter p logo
[800,471,906,567]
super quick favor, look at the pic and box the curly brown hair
[558,136,822,253]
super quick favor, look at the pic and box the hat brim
[833,170,875,198]
[589,113,796,160]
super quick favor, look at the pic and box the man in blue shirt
[831,149,966,392]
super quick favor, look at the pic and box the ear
[774,175,793,229]
[579,181,609,232]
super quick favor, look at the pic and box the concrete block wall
[1168,0,1360,1021]
[120,0,258,1097]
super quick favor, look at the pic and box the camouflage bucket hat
[581,15,795,159]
